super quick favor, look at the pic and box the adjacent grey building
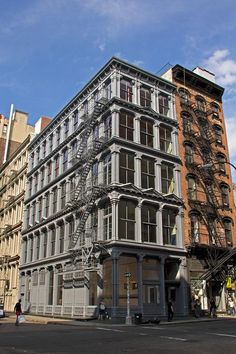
[19,57,188,319]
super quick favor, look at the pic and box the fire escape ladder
[200,247,236,281]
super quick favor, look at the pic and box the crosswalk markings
[160,336,187,342]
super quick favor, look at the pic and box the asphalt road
[1,319,236,354]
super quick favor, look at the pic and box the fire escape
[181,97,236,282]
[67,97,109,268]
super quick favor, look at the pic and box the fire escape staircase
[67,98,109,266]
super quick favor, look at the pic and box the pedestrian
[14,299,22,326]
[167,300,174,322]
[194,299,202,318]
[98,300,106,320]
[228,298,235,316]
[209,297,217,318]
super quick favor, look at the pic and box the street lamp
[124,272,132,325]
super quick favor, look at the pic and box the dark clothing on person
[167,301,174,321]
[14,300,22,325]
[210,298,217,318]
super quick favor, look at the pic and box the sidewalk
[2,313,235,327]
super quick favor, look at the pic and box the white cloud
[204,49,236,86]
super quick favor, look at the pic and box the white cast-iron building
[20,57,188,319]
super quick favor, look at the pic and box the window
[32,202,36,225]
[2,124,7,135]
[214,125,223,144]
[59,223,64,253]
[140,119,153,147]
[104,115,112,140]
[34,173,38,193]
[221,184,229,206]
[38,197,42,221]
[158,92,169,116]
[29,237,33,262]
[28,178,32,197]
[56,127,61,145]
[50,228,56,256]
[40,167,45,188]
[52,187,57,214]
[48,269,54,305]
[73,110,79,128]
[49,135,53,152]
[140,87,151,108]
[103,203,112,240]
[71,140,77,160]
[211,103,220,119]
[36,235,40,260]
[119,151,134,184]
[216,153,226,172]
[43,231,48,258]
[42,142,46,158]
[162,209,177,245]
[161,163,174,194]
[160,125,172,153]
[47,161,52,183]
[68,218,75,248]
[45,192,50,218]
[182,113,192,133]
[179,88,190,105]
[103,154,111,185]
[105,81,112,100]
[91,210,98,241]
[196,96,206,112]
[93,124,99,140]
[61,182,66,209]
[141,157,155,189]
[26,205,30,227]
[141,205,156,243]
[185,143,194,164]
[70,176,76,194]
[120,79,132,102]
[62,149,68,173]
[190,213,199,242]
[57,271,63,305]
[92,162,98,186]
[30,152,34,169]
[64,119,69,139]
[187,176,197,200]
[24,239,28,263]
[55,155,59,177]
[36,148,40,163]
[223,219,232,246]
[119,111,134,141]
[119,200,136,240]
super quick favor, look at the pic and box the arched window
[179,88,190,105]
[187,175,197,200]
[196,96,206,112]
[211,102,220,119]
[220,183,229,206]
[182,113,192,133]
[216,153,226,172]
[223,218,233,246]
[184,142,194,164]
[190,212,200,242]
[214,125,223,144]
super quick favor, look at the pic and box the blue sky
[0,0,236,180]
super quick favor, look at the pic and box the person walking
[98,300,106,320]
[167,300,174,322]
[209,297,217,318]
[14,299,22,326]
[228,298,235,316]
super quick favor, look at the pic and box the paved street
[1,318,236,354]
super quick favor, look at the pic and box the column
[111,251,120,316]
[97,207,103,241]
[160,257,166,316]
[136,82,141,106]
[154,122,160,150]
[151,88,155,110]
[137,254,144,314]
[178,257,189,316]
[174,165,181,197]
[176,208,184,248]
[135,154,142,188]
[134,116,140,144]
[172,130,179,156]
[155,161,162,192]
[112,110,119,137]
[131,79,137,104]
[111,72,118,97]
[136,200,142,243]
[111,147,119,184]
[157,205,163,245]
[110,193,119,240]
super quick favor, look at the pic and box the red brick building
[163,65,236,312]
